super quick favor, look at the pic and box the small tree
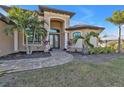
[5,6,47,54]
[84,32,99,48]
[73,32,99,54]
[26,14,47,54]
[106,10,124,53]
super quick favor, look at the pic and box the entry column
[14,31,18,51]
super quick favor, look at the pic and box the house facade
[0,5,105,56]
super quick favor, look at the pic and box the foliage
[73,32,99,48]
[84,32,99,48]
[106,10,124,53]
[5,6,47,54]
[26,14,47,44]
[6,6,33,33]
[73,36,83,44]
[106,10,124,25]
[108,41,118,49]
[108,41,124,51]
[88,47,116,55]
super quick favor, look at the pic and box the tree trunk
[32,31,36,44]
[22,29,30,55]
[106,40,107,47]
[82,40,89,55]
[25,33,30,54]
[30,28,36,54]
[118,25,121,53]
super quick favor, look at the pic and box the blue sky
[0,5,124,37]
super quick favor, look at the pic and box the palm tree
[5,6,47,54]
[26,14,47,54]
[73,32,99,54]
[5,6,33,54]
[84,32,99,48]
[82,32,99,54]
[106,10,124,53]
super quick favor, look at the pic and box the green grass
[0,70,7,77]
[0,62,3,64]
[1,57,124,87]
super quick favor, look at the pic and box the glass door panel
[49,34,60,49]
[54,35,59,48]
[49,35,53,48]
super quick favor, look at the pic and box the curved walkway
[0,50,73,73]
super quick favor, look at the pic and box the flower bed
[0,51,51,60]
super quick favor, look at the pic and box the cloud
[74,6,95,21]
[79,7,94,21]
[70,6,95,26]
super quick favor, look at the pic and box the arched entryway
[49,18,65,49]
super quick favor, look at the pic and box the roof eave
[0,13,14,24]
[66,27,105,31]
[39,5,75,18]
[0,5,11,12]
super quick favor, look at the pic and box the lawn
[0,56,124,87]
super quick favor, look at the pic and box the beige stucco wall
[0,21,14,56]
[43,11,71,49]
[68,29,102,39]
[67,29,102,48]
[18,32,45,52]
[44,11,70,28]
[50,20,63,30]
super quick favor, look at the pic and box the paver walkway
[0,50,73,73]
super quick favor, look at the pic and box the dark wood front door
[49,34,60,49]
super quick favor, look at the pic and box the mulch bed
[0,51,51,60]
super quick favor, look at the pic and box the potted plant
[44,40,50,52]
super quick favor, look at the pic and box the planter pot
[44,45,50,52]
[82,48,89,55]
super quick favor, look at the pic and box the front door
[49,34,60,49]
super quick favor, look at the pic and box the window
[50,29,60,33]
[24,31,41,44]
[73,32,81,38]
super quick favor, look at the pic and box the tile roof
[66,24,105,30]
[0,13,13,24]
[39,6,75,18]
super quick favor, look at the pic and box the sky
[0,5,124,37]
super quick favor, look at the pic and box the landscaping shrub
[88,47,116,55]
[108,41,124,52]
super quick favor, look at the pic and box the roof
[0,5,44,24]
[66,24,105,30]
[0,5,11,12]
[39,6,75,18]
[0,6,15,24]
[0,13,13,24]
[0,5,41,14]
